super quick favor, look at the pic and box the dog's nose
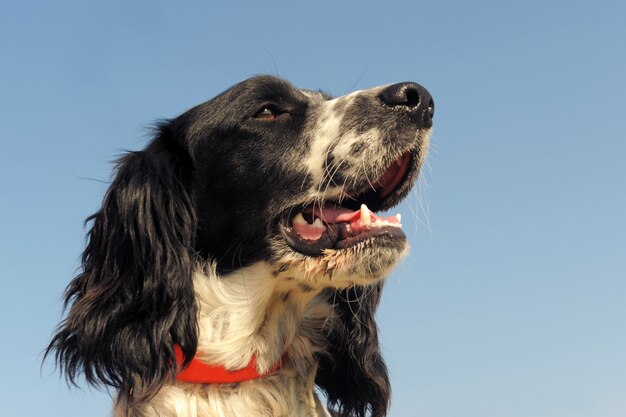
[379,82,434,128]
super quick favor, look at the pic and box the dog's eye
[254,106,280,120]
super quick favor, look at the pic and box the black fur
[317,284,390,417]
[46,125,198,402]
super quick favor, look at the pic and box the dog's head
[189,76,432,281]
[47,76,433,416]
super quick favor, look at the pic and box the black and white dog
[47,76,433,417]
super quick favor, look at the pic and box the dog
[46,75,434,417]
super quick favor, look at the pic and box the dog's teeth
[312,218,325,229]
[293,213,307,225]
[360,204,372,226]
[395,213,402,223]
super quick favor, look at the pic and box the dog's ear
[45,122,198,403]
[316,283,391,417]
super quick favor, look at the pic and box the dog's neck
[119,262,333,417]
[192,262,332,374]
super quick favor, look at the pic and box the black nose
[379,82,434,128]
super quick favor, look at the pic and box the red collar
[174,345,284,384]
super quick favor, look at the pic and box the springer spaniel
[47,76,434,417]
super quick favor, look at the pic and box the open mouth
[279,150,414,256]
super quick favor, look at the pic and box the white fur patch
[118,262,335,417]
[304,99,348,185]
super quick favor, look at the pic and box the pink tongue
[306,205,400,225]
[294,205,401,242]
[306,206,353,223]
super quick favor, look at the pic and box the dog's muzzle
[278,81,434,257]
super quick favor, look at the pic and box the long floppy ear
[45,122,198,403]
[316,283,391,417]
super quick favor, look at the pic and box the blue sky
[1,1,625,416]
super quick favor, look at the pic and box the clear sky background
[1,1,625,416]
